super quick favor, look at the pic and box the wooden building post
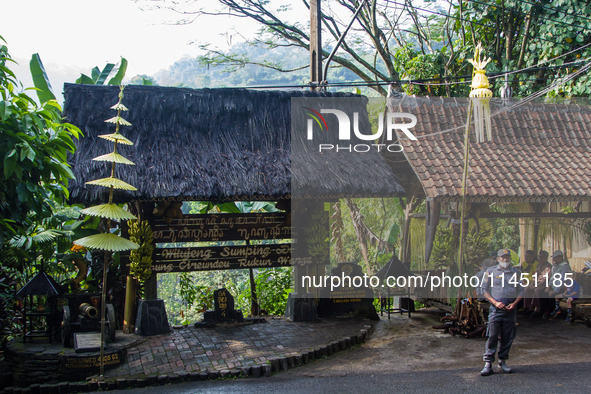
[247,239,260,316]
[530,202,545,253]
[424,198,441,266]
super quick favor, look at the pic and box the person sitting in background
[553,278,581,323]
[546,250,572,318]
[582,260,591,274]
[529,251,554,318]
[519,250,538,277]
[518,250,538,313]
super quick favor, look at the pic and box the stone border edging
[0,323,375,393]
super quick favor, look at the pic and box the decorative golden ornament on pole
[468,43,493,143]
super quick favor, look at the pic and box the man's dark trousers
[483,306,517,362]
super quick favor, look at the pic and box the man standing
[480,249,524,376]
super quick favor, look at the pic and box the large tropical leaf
[76,73,95,85]
[4,148,17,178]
[237,201,278,212]
[29,53,56,103]
[96,63,115,85]
[9,229,71,249]
[214,202,241,213]
[98,133,133,145]
[91,66,100,82]
[386,222,400,245]
[92,152,135,165]
[80,203,137,220]
[74,233,139,252]
[189,201,213,214]
[107,57,128,86]
[86,177,137,190]
[32,229,73,243]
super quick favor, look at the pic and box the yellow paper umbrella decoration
[85,177,137,190]
[74,232,141,252]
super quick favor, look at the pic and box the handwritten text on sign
[152,212,290,243]
[151,244,292,273]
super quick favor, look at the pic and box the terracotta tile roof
[389,97,591,202]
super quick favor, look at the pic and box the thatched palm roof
[64,84,404,204]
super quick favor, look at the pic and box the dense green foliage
[486,205,521,253]
[159,267,292,324]
[430,220,493,273]
[251,267,292,315]
[0,43,81,248]
[0,39,84,344]
[329,198,402,272]
[460,0,591,97]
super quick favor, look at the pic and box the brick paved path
[105,317,374,380]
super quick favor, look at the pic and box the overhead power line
[504,0,591,24]
[415,60,591,140]
[465,0,591,32]
[227,59,590,90]
[487,42,591,81]
[383,0,580,49]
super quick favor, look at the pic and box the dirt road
[284,309,591,376]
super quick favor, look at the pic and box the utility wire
[228,59,590,90]
[383,0,580,48]
[414,61,591,140]
[488,43,591,80]
[465,0,591,32]
[504,0,591,24]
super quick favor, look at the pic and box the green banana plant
[29,53,56,104]
[75,57,128,85]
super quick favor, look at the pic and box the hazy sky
[2,0,265,97]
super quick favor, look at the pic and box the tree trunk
[249,268,260,316]
[345,198,371,273]
[400,194,422,268]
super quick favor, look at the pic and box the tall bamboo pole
[457,100,474,280]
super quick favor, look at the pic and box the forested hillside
[150,42,370,94]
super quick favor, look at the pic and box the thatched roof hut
[64,84,404,204]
